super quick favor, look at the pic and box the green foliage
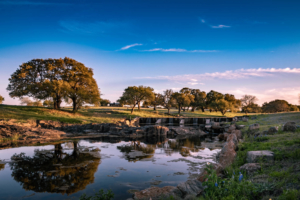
[100,99,111,106]
[7,58,100,111]
[79,189,114,200]
[277,189,300,200]
[117,85,155,113]
[200,165,258,200]
[262,99,290,113]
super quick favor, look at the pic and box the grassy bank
[0,104,249,124]
[200,112,300,200]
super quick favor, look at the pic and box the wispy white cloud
[199,18,231,29]
[59,20,126,35]
[211,25,231,29]
[141,48,218,53]
[138,67,300,81]
[120,43,142,50]
[0,1,70,5]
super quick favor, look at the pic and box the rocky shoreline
[0,119,209,149]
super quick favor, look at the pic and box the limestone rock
[177,180,204,196]
[267,127,278,135]
[283,122,297,132]
[217,134,238,168]
[240,163,261,174]
[232,130,242,140]
[133,186,182,200]
[236,125,245,130]
[246,150,274,163]
[248,123,260,133]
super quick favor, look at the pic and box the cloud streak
[211,25,231,29]
[141,48,218,53]
[138,67,300,82]
[120,43,142,50]
[199,18,231,29]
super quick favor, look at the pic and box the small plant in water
[79,189,114,200]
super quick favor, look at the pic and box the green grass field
[200,112,300,200]
[0,104,250,124]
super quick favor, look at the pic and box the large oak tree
[118,86,155,114]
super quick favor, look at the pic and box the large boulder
[267,127,278,135]
[283,122,297,132]
[248,123,260,134]
[227,125,236,133]
[177,180,204,196]
[232,130,242,140]
[133,186,182,200]
[217,134,238,168]
[168,127,207,137]
[246,150,274,163]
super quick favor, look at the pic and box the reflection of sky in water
[0,138,221,200]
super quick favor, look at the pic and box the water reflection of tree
[167,137,202,157]
[9,141,101,195]
[0,163,4,171]
[117,141,155,162]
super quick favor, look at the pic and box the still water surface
[0,136,221,199]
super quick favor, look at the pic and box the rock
[227,125,236,133]
[177,180,204,197]
[267,127,278,135]
[251,116,257,120]
[236,125,245,130]
[168,127,207,137]
[217,134,224,141]
[217,134,238,168]
[283,122,297,132]
[248,123,260,133]
[223,133,229,141]
[240,163,261,174]
[242,117,248,122]
[232,130,242,140]
[246,150,274,163]
[133,186,182,200]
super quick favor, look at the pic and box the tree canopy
[0,95,4,104]
[241,95,258,115]
[7,58,100,111]
[117,86,154,113]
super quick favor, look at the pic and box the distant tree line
[117,86,300,115]
[7,58,101,112]
[117,86,241,115]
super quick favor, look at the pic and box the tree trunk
[131,104,136,114]
[154,105,156,111]
[54,101,58,109]
[168,108,170,114]
[210,109,212,113]
[191,107,195,112]
[178,105,181,114]
[72,97,77,112]
[138,102,141,111]
[201,107,205,112]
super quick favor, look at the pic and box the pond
[0,136,222,199]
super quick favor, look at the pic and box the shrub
[79,189,114,200]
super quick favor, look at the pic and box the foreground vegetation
[0,104,251,124]
[200,112,300,200]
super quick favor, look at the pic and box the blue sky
[1,0,300,105]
